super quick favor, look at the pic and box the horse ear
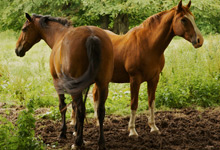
[177,0,183,11]
[186,0,191,9]
[25,13,32,22]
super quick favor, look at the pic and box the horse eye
[22,27,27,32]
[181,18,187,24]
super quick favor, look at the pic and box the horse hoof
[129,133,138,138]
[128,128,139,138]
[98,145,106,150]
[71,144,80,150]
[95,119,100,126]
[150,129,161,135]
[59,133,67,139]
[71,141,88,150]
[73,131,77,136]
[70,121,75,125]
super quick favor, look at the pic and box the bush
[0,100,45,150]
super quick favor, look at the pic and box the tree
[82,0,149,34]
[0,0,219,34]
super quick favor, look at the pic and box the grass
[0,31,56,107]
[0,31,220,117]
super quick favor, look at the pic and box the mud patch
[35,108,220,150]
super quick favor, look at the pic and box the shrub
[0,100,45,150]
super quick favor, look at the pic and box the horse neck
[35,20,68,49]
[139,9,175,56]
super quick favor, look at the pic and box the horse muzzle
[192,37,203,48]
[15,48,26,57]
[192,33,204,48]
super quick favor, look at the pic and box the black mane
[32,14,71,28]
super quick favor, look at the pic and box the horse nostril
[197,38,200,44]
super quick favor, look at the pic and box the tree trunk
[100,15,110,30]
[113,14,129,34]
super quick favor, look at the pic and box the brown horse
[93,0,203,137]
[15,13,114,150]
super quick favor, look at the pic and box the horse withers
[92,0,203,137]
[15,13,114,150]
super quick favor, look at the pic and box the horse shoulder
[123,35,141,74]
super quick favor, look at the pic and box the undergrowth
[0,100,45,149]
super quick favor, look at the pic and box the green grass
[0,31,57,108]
[0,31,220,116]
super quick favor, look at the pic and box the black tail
[62,35,101,96]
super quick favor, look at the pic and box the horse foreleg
[147,76,160,134]
[93,84,99,126]
[70,101,77,125]
[58,94,67,139]
[70,99,77,136]
[71,94,85,150]
[128,76,141,137]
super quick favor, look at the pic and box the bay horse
[92,0,203,137]
[15,13,114,150]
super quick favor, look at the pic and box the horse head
[15,13,41,57]
[172,0,203,48]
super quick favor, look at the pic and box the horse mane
[141,9,173,29]
[126,9,173,34]
[32,14,72,28]
[141,6,192,29]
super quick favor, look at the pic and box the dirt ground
[34,108,220,150]
[1,104,220,150]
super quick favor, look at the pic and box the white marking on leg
[148,100,160,134]
[71,144,79,150]
[71,141,88,149]
[94,100,99,126]
[72,131,77,136]
[128,110,138,137]
[70,110,76,125]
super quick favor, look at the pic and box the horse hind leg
[71,93,85,150]
[53,80,68,138]
[93,84,99,126]
[70,110,76,127]
[96,84,109,150]
[70,100,77,137]
[58,94,67,139]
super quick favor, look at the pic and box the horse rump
[61,35,101,96]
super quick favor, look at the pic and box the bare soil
[1,104,219,150]
[34,108,220,150]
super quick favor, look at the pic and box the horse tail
[62,35,101,96]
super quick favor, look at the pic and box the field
[0,31,220,149]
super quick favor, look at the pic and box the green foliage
[0,100,45,150]
[0,0,82,31]
[0,0,219,34]
[155,35,220,108]
[192,0,220,34]
[40,106,61,121]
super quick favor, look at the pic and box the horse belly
[111,69,130,83]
